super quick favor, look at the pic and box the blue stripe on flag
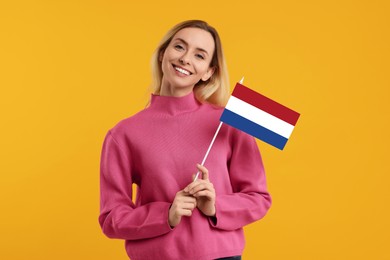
[220,109,288,150]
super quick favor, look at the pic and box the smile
[173,64,192,76]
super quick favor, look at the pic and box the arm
[98,131,172,240]
[209,129,272,231]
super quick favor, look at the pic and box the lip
[172,64,193,75]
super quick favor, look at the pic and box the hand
[184,164,216,217]
[168,190,197,228]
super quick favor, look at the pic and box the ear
[158,50,164,62]
[201,66,215,82]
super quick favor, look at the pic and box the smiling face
[159,27,216,97]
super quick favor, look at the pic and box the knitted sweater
[99,92,271,260]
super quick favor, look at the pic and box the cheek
[163,48,176,60]
[161,54,171,72]
[196,63,211,75]
[161,51,175,69]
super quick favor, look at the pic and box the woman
[99,20,271,260]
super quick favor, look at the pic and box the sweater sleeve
[98,131,172,240]
[209,129,272,231]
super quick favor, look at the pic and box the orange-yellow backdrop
[1,0,389,259]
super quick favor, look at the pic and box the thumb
[196,164,209,180]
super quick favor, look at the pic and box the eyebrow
[174,38,209,56]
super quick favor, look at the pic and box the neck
[149,91,200,116]
[159,79,194,97]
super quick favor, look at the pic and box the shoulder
[203,102,224,111]
[107,107,152,140]
[199,102,224,117]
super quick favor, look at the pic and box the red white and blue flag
[220,83,300,150]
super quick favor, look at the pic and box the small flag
[220,82,300,150]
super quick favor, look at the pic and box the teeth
[174,66,190,75]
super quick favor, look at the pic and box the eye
[195,53,205,60]
[174,44,184,51]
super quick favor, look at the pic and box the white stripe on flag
[225,96,295,138]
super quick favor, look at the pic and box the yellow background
[1,0,389,259]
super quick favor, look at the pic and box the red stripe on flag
[232,83,300,126]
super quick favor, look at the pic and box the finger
[184,178,210,193]
[193,190,215,200]
[177,194,197,204]
[184,181,199,193]
[188,183,208,195]
[178,195,197,203]
[190,182,214,195]
[175,208,193,217]
[197,164,209,180]
[178,188,196,197]
[176,190,189,197]
[184,181,202,194]
[182,201,197,210]
[181,209,194,217]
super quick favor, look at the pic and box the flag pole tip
[239,77,244,84]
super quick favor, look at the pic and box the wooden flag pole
[193,121,223,181]
[193,77,244,181]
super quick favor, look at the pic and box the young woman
[99,20,271,260]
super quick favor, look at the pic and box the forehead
[172,27,215,54]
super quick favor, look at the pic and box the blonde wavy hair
[150,20,229,106]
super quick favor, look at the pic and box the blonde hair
[150,20,229,106]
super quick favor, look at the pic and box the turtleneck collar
[149,91,201,116]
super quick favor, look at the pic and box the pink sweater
[99,92,271,260]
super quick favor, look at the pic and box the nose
[179,52,190,65]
